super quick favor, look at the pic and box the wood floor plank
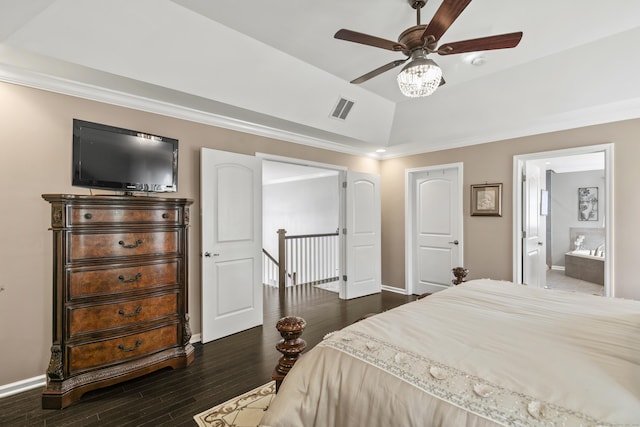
[0,285,414,426]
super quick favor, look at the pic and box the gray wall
[262,175,339,257]
[550,170,605,266]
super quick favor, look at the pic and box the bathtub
[569,249,604,258]
[564,250,604,285]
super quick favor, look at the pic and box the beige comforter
[260,280,640,427]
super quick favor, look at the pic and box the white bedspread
[260,280,640,426]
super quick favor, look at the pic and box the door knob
[204,252,220,257]
[538,242,543,246]
[448,240,459,245]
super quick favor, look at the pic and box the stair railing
[276,228,340,290]
[263,249,279,287]
[263,248,297,288]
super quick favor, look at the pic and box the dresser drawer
[70,231,179,260]
[69,206,180,226]
[69,261,179,298]
[68,324,179,374]
[68,293,179,337]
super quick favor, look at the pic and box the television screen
[72,119,178,193]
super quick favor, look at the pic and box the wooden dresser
[41,194,194,409]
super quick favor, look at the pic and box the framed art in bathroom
[471,183,502,217]
[578,187,598,221]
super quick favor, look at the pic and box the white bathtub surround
[570,249,604,258]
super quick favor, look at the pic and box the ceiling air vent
[330,97,355,120]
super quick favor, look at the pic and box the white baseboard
[1,335,206,398]
[190,333,202,344]
[551,265,566,271]
[381,284,409,295]
[0,375,46,398]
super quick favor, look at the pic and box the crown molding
[4,63,639,162]
[0,63,369,157]
[379,97,640,159]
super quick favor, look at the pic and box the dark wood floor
[1,285,415,426]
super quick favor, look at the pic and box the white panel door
[410,167,462,295]
[344,171,381,299]
[523,161,546,288]
[201,148,262,343]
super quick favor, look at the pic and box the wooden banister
[263,248,278,265]
[276,229,340,290]
[277,229,287,293]
[284,231,340,240]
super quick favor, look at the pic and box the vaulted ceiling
[2,0,640,157]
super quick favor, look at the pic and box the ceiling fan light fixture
[397,55,442,98]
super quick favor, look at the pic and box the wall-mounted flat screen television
[72,119,178,193]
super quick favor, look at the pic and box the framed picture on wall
[471,183,502,216]
[578,187,598,221]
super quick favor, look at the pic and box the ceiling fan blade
[421,0,473,43]
[437,32,523,55]
[350,59,408,84]
[335,29,406,52]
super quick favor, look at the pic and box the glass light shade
[397,57,442,98]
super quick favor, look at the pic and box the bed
[260,278,640,426]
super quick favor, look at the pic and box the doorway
[258,153,382,300]
[262,160,341,291]
[513,144,613,296]
[406,163,464,295]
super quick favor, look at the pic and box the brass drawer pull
[118,272,142,283]
[162,213,170,219]
[84,213,93,220]
[118,306,142,318]
[118,340,143,353]
[118,239,143,249]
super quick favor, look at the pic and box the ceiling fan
[334,0,523,97]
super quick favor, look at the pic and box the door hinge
[342,228,347,235]
[342,181,347,188]
[343,275,347,281]
[522,230,527,238]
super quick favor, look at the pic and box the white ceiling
[543,152,604,174]
[263,160,338,185]
[1,0,640,158]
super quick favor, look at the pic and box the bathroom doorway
[513,144,613,297]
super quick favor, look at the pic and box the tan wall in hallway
[0,82,379,386]
[381,119,640,301]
